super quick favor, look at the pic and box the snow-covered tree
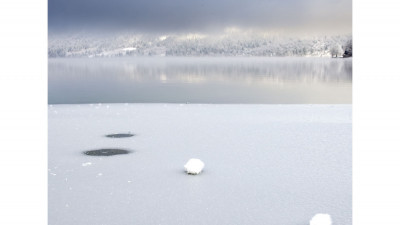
[48,32,352,58]
[330,44,344,58]
[343,39,352,57]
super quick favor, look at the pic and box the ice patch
[83,149,131,156]
[184,158,205,175]
[105,133,134,138]
[310,213,332,225]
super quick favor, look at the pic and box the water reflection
[48,57,351,104]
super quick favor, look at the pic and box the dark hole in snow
[83,149,132,156]
[105,133,134,138]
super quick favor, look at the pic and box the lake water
[48,57,352,104]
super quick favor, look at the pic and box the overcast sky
[48,0,352,34]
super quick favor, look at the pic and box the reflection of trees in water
[49,58,352,85]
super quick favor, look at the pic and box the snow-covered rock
[184,158,204,175]
[310,214,332,225]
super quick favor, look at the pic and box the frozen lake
[48,104,352,225]
[48,57,352,104]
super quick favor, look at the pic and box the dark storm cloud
[48,0,352,33]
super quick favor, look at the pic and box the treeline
[48,33,352,58]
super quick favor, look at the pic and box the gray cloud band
[48,0,351,33]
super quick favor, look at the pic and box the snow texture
[310,214,332,225]
[48,104,351,225]
[184,158,205,175]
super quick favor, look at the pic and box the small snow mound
[310,214,332,225]
[184,158,204,175]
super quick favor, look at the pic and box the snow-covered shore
[48,104,351,225]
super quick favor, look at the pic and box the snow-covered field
[48,104,351,225]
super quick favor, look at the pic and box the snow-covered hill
[48,31,351,58]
